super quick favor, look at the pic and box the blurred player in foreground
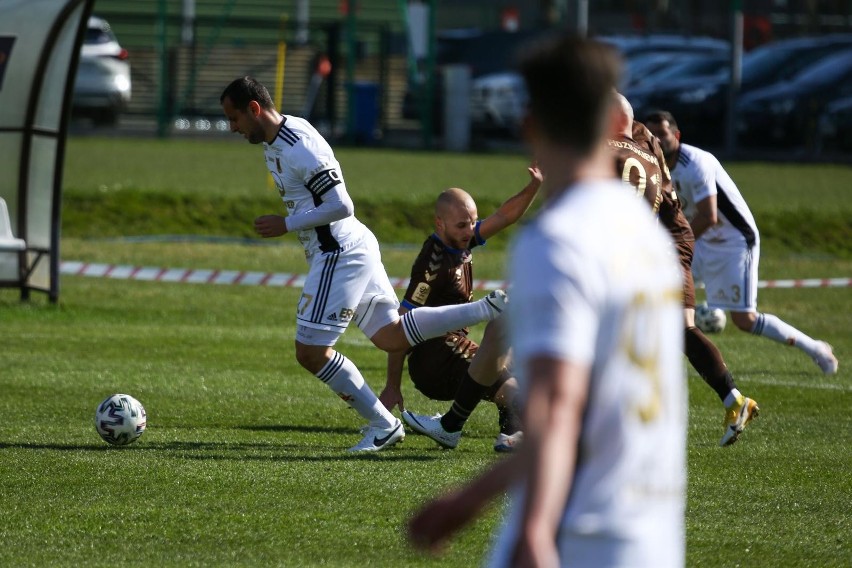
[408,36,687,567]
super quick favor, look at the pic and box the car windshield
[738,45,800,81]
[85,27,116,45]
[650,55,728,82]
[791,50,852,87]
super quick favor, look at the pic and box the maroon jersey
[632,121,694,244]
[608,133,664,214]
[632,121,697,309]
[401,234,481,326]
[401,232,484,400]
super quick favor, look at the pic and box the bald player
[381,164,543,452]
[609,93,759,447]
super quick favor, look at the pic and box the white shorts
[692,238,759,312]
[296,231,399,345]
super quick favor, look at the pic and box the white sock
[316,351,396,428]
[751,313,820,357]
[400,300,492,345]
[723,388,743,409]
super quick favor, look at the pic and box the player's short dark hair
[517,34,621,154]
[220,76,275,111]
[643,110,679,132]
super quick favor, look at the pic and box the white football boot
[348,418,405,452]
[401,410,461,449]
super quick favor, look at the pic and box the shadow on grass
[0,440,443,462]
[234,424,356,434]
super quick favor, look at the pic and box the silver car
[72,16,131,125]
[469,71,528,137]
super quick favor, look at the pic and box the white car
[469,71,527,137]
[72,16,131,125]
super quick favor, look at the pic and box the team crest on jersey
[412,282,431,305]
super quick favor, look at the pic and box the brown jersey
[632,121,697,309]
[402,234,480,322]
[608,133,664,214]
[401,233,484,399]
[632,121,694,244]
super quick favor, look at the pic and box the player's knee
[369,322,409,352]
[294,341,332,373]
[730,311,756,332]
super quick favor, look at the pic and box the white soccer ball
[95,394,147,446]
[695,303,726,334]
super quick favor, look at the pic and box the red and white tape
[60,261,852,291]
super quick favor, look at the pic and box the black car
[626,51,731,115]
[736,48,852,148]
[817,95,852,153]
[639,34,852,145]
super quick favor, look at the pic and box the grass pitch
[0,140,850,566]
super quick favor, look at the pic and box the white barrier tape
[60,261,852,291]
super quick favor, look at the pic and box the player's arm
[408,444,524,553]
[380,306,410,412]
[477,162,543,241]
[687,159,718,240]
[512,355,588,566]
[255,161,354,237]
[284,183,354,232]
[691,194,717,239]
[407,355,588,559]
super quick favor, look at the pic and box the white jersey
[497,180,687,567]
[670,143,758,247]
[263,115,369,257]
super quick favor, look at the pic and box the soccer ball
[695,303,726,334]
[95,394,147,446]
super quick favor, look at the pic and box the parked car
[72,16,131,125]
[597,33,729,59]
[736,48,852,147]
[817,95,852,152]
[626,51,731,114]
[401,28,543,131]
[469,71,527,136]
[636,34,852,145]
[465,33,728,138]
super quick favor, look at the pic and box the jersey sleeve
[687,153,716,204]
[282,143,354,231]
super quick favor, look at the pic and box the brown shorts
[676,239,696,310]
[407,332,479,401]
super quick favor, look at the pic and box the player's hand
[254,215,287,238]
[528,161,544,188]
[379,386,404,412]
[408,491,475,554]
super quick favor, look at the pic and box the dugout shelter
[0,0,94,302]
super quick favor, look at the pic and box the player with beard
[609,93,759,446]
[382,166,542,452]
[645,110,838,380]
[220,76,509,452]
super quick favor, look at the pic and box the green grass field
[1,138,850,566]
